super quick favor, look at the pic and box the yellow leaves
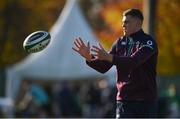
[94,0,180,75]
[174,45,180,57]
[1,39,17,66]
[156,0,180,75]
[0,0,66,66]
[96,0,143,49]
[0,0,6,11]
[101,6,121,33]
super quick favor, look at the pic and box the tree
[156,0,180,75]
[0,0,65,67]
[0,0,65,96]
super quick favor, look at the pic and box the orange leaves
[95,0,143,49]
[156,0,180,75]
[100,5,122,33]
[0,0,66,66]
[93,0,180,75]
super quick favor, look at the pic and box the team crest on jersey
[140,40,154,50]
[121,41,126,45]
[147,40,153,46]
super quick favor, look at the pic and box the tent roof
[5,0,116,99]
[9,0,108,79]
[7,0,114,80]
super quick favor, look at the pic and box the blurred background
[0,0,180,118]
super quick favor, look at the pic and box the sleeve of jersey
[112,41,156,71]
[86,42,117,74]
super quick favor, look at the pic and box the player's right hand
[72,37,92,61]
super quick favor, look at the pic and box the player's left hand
[91,43,112,62]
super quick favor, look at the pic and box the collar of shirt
[129,29,144,41]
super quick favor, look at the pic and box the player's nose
[122,22,126,28]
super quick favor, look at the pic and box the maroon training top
[86,29,158,101]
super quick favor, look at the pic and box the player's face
[122,15,141,36]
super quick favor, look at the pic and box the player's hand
[91,43,113,62]
[72,37,92,61]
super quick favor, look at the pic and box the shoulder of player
[116,36,126,45]
[110,37,126,51]
[140,34,157,50]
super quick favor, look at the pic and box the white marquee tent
[5,0,116,100]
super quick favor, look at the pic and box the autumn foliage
[82,0,180,75]
[0,0,65,66]
[156,0,180,75]
[0,0,179,75]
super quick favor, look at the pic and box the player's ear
[137,19,143,26]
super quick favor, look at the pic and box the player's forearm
[85,56,92,62]
[86,60,112,73]
[104,53,113,63]
[85,51,114,73]
[85,54,95,62]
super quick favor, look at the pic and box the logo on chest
[118,38,142,56]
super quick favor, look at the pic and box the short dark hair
[123,9,144,21]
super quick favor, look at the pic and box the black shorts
[116,100,158,118]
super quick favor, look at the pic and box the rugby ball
[23,31,51,53]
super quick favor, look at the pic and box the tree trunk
[0,68,6,97]
[143,0,157,39]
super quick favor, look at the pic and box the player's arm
[91,39,157,72]
[86,41,117,73]
[72,37,116,73]
[111,39,157,72]
[86,56,113,73]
